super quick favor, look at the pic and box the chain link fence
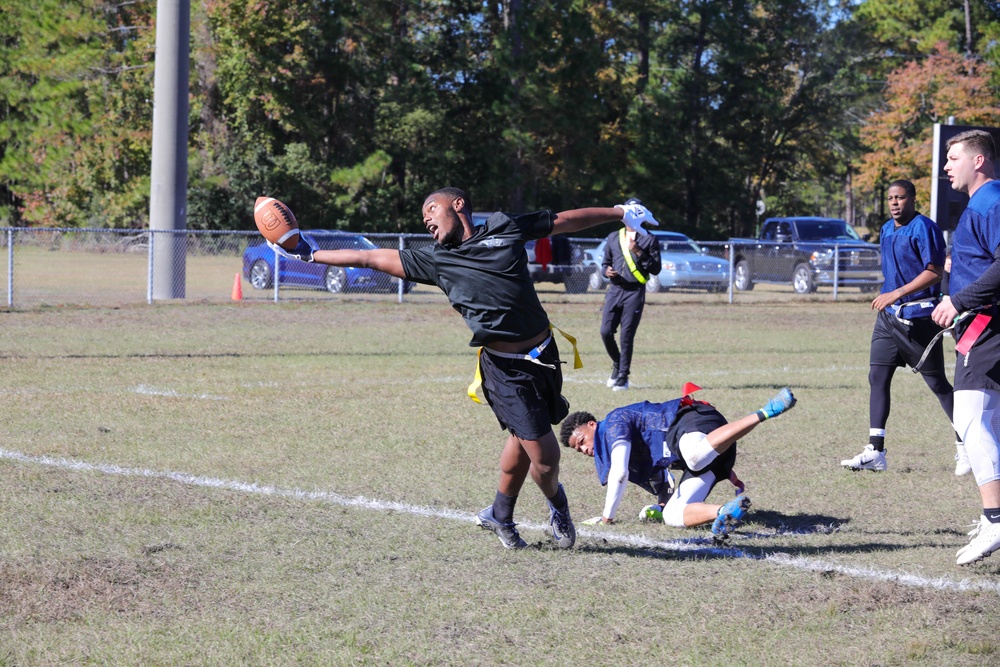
[0,228,881,309]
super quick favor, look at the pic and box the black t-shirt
[399,210,554,346]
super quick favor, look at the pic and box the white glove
[582,516,605,526]
[266,234,318,262]
[614,203,659,236]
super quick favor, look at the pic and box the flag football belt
[890,297,939,326]
[912,309,985,373]
[467,325,583,404]
[618,228,647,284]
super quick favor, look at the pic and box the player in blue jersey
[931,129,1000,565]
[267,187,658,550]
[558,385,796,543]
[840,180,963,474]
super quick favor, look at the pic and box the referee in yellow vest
[600,198,662,391]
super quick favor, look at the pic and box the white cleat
[957,517,1000,565]
[841,444,887,471]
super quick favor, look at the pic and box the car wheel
[249,260,272,290]
[792,264,816,294]
[565,273,589,294]
[588,270,605,292]
[324,266,347,293]
[734,260,753,291]
[645,275,662,293]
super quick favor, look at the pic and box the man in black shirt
[268,187,659,549]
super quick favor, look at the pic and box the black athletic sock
[493,491,517,524]
[984,508,1000,524]
[546,484,568,513]
[869,435,885,451]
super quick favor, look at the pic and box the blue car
[242,231,412,293]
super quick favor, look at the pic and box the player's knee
[922,372,953,396]
[664,498,686,528]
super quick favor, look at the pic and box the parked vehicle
[584,230,730,293]
[242,231,412,294]
[729,217,882,294]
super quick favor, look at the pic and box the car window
[309,233,378,251]
[660,239,701,254]
[760,222,777,241]
[796,220,861,241]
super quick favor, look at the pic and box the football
[253,197,300,250]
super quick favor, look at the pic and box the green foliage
[0,0,997,235]
[856,44,1000,213]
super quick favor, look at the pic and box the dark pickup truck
[730,217,883,294]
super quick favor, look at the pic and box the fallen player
[558,384,796,543]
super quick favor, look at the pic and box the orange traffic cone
[231,273,243,301]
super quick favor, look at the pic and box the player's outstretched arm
[313,248,407,279]
[551,202,659,237]
[267,238,407,279]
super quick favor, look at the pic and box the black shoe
[606,363,619,388]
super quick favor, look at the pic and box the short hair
[946,129,997,164]
[558,411,596,448]
[887,179,916,198]
[425,187,471,210]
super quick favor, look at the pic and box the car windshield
[310,233,378,251]
[795,220,861,241]
[659,238,702,254]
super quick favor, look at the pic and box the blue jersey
[879,213,945,319]
[950,181,1000,297]
[593,399,684,488]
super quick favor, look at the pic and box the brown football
[253,197,300,250]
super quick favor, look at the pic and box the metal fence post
[833,242,839,301]
[273,246,280,303]
[6,229,13,308]
[147,230,155,304]
[397,234,405,303]
[728,243,734,304]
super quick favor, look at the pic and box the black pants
[600,284,646,379]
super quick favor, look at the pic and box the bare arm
[311,248,406,279]
[871,266,942,312]
[550,207,625,236]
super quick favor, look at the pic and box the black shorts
[954,315,1000,391]
[478,338,569,440]
[870,309,945,374]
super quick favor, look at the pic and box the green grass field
[2,294,999,666]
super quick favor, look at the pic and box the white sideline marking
[2,446,997,596]
[133,385,228,401]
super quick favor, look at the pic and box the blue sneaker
[711,494,751,543]
[759,388,796,420]
[476,506,527,549]
[546,494,576,549]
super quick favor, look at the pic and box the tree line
[1,0,998,239]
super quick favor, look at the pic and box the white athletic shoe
[957,516,1000,565]
[612,377,630,391]
[954,444,972,477]
[841,444,887,471]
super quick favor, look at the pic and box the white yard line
[2,446,996,595]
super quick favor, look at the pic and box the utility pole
[148,0,190,299]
